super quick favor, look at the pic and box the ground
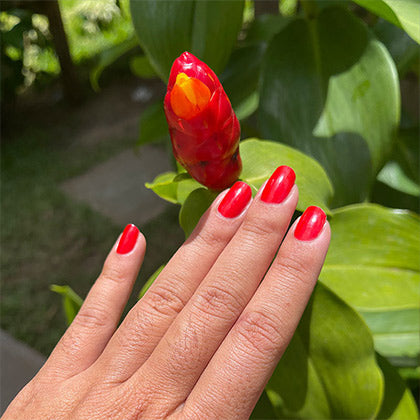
[1,76,184,355]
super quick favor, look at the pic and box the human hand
[3,165,330,420]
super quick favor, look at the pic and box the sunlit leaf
[376,354,419,419]
[130,0,245,81]
[320,204,420,361]
[240,139,333,213]
[354,0,420,44]
[267,283,383,419]
[259,7,399,206]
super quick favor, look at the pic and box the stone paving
[0,330,46,414]
[60,145,172,227]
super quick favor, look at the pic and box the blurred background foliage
[1,0,419,418]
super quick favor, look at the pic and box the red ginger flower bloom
[164,52,242,190]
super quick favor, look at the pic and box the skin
[3,177,330,420]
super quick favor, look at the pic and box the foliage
[128,0,420,417]
[0,0,134,97]
[51,0,420,417]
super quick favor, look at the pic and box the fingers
[130,166,298,414]
[95,183,252,382]
[43,224,146,380]
[183,208,330,419]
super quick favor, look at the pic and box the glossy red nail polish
[218,181,252,218]
[261,166,296,204]
[117,224,139,254]
[294,206,326,241]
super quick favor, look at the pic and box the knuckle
[192,224,232,250]
[277,253,313,286]
[194,284,244,322]
[75,303,111,329]
[144,282,187,318]
[236,310,285,358]
[100,262,126,285]
[241,215,279,241]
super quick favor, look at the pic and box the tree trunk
[254,0,279,17]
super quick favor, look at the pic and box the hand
[3,166,330,420]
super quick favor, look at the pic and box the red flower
[164,52,242,190]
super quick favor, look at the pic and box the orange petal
[170,73,211,119]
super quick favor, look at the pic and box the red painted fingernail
[117,224,139,254]
[294,206,326,241]
[261,166,295,204]
[218,181,252,218]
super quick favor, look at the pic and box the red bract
[164,52,242,190]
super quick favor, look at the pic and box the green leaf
[376,354,419,420]
[320,204,420,360]
[90,35,138,91]
[139,265,165,299]
[250,390,278,419]
[129,55,158,79]
[361,309,420,361]
[395,127,420,184]
[179,188,218,238]
[373,19,420,76]
[266,283,383,419]
[220,44,265,112]
[244,14,291,46]
[130,0,245,81]
[377,161,420,197]
[190,1,245,75]
[50,284,83,326]
[145,172,179,204]
[259,7,400,206]
[354,0,420,44]
[145,171,202,205]
[239,139,333,213]
[137,101,169,147]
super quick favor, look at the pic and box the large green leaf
[220,14,290,120]
[130,0,244,81]
[320,204,420,360]
[376,354,419,419]
[362,309,420,361]
[373,19,420,76]
[239,139,333,213]
[354,0,420,44]
[266,283,383,419]
[259,6,400,206]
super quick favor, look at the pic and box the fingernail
[218,181,252,218]
[117,224,139,254]
[294,206,326,241]
[261,166,296,204]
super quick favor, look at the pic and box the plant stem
[301,0,318,19]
